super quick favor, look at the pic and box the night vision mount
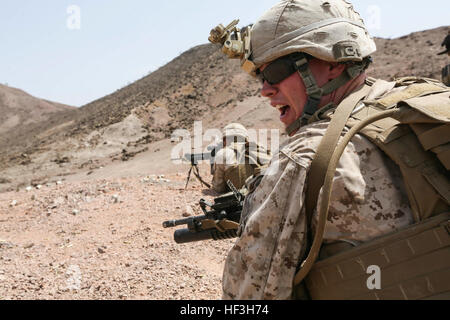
[208,19,256,74]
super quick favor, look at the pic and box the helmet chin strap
[286,53,368,136]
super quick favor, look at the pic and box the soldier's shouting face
[260,58,346,128]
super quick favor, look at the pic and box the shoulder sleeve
[222,120,413,299]
[223,148,309,299]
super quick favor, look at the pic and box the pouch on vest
[304,213,450,300]
[349,77,450,221]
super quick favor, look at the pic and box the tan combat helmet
[209,0,377,135]
[223,123,249,141]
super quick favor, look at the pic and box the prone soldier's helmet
[209,0,376,134]
[223,123,249,141]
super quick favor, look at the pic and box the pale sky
[0,0,448,107]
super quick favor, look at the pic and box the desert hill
[0,84,75,145]
[0,26,449,192]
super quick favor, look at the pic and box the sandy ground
[0,166,235,300]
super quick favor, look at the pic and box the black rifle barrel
[162,215,207,228]
[174,228,238,244]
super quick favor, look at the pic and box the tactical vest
[294,77,450,300]
[223,142,272,190]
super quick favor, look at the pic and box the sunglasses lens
[260,57,297,85]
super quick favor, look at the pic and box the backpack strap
[294,108,397,287]
[295,84,372,286]
[304,84,372,226]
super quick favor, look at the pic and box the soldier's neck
[318,73,367,109]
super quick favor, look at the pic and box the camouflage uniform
[212,143,245,193]
[222,80,414,300]
[212,123,272,193]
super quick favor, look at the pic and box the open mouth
[276,105,290,119]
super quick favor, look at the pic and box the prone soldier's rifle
[163,181,245,244]
[183,152,213,189]
[181,144,221,189]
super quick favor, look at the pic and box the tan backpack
[294,77,450,300]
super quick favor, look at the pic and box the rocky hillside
[0,84,75,146]
[0,44,261,163]
[0,26,448,191]
[368,26,449,80]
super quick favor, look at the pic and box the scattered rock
[0,177,11,184]
[25,186,33,192]
[71,209,80,216]
[9,200,18,207]
[23,242,34,249]
[49,196,65,209]
[112,195,120,203]
[0,239,14,249]
[53,156,70,164]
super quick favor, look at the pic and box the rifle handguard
[174,228,238,244]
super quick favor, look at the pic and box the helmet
[223,123,249,140]
[250,0,376,68]
[209,0,377,135]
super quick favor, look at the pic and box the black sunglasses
[256,53,305,85]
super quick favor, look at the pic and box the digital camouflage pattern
[222,83,415,300]
[212,145,242,193]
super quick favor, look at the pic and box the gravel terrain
[0,170,234,300]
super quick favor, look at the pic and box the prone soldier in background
[211,123,271,194]
[210,0,450,300]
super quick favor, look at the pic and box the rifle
[182,145,220,189]
[163,181,245,244]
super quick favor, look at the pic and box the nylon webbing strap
[294,107,397,287]
[304,84,372,226]
[296,84,372,286]
[418,124,450,151]
[321,72,351,95]
[286,56,367,136]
